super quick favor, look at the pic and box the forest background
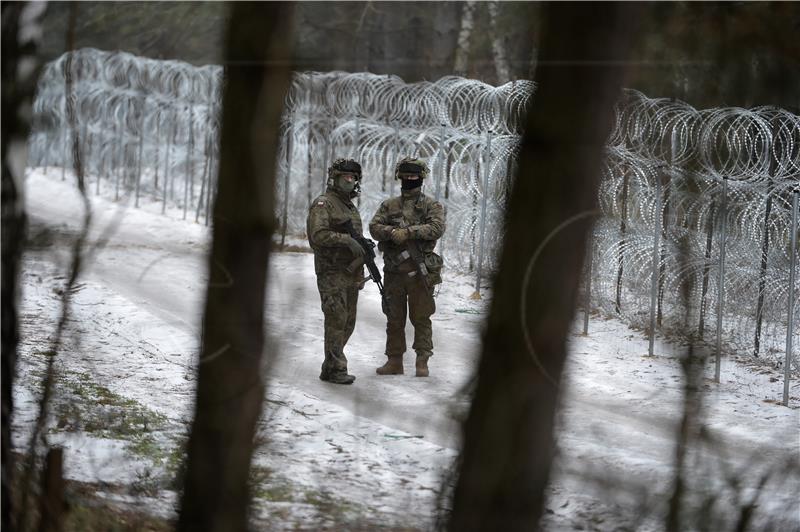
[39,1,800,111]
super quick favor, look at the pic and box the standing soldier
[306,158,366,385]
[369,157,445,377]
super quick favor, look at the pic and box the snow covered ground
[13,168,800,530]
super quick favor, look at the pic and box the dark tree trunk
[448,4,641,530]
[177,3,294,531]
[2,3,44,530]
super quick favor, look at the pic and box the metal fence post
[322,125,331,194]
[390,122,399,197]
[474,130,493,296]
[783,190,799,406]
[195,129,211,223]
[306,87,314,208]
[134,96,146,208]
[95,122,103,195]
[352,116,360,160]
[205,142,216,226]
[169,118,176,201]
[115,120,123,201]
[615,171,630,314]
[435,123,445,201]
[698,201,716,339]
[648,172,663,357]
[162,113,171,214]
[714,177,729,383]
[153,107,161,192]
[183,104,194,220]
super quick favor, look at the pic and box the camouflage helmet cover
[327,158,362,197]
[395,157,429,180]
[328,158,362,180]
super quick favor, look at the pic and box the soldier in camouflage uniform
[369,158,446,377]
[306,159,367,385]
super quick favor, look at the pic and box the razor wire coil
[28,48,800,368]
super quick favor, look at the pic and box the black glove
[345,236,365,258]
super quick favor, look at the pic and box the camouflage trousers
[384,271,436,357]
[316,271,359,377]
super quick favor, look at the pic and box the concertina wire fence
[27,48,800,386]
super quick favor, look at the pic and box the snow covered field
[13,169,800,530]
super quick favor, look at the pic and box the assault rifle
[342,219,389,314]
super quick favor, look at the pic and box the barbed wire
[27,48,799,369]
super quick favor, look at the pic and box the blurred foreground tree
[177,3,294,531]
[448,3,642,530]
[2,2,46,530]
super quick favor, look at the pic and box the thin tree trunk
[487,1,511,84]
[177,3,294,531]
[454,1,477,76]
[448,4,641,530]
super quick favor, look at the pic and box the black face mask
[401,178,422,190]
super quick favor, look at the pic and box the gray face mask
[337,175,356,193]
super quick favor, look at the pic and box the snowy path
[14,169,800,529]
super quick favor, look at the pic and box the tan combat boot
[376,355,404,375]
[415,351,431,377]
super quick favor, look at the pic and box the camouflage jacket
[306,188,364,275]
[369,188,446,276]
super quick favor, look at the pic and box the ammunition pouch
[380,242,443,285]
[424,252,443,285]
[424,252,443,273]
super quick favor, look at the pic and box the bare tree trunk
[2,3,45,530]
[454,1,477,76]
[448,4,641,531]
[177,3,294,531]
[487,1,511,84]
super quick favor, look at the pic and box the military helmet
[395,157,429,180]
[328,158,362,180]
[327,158,362,196]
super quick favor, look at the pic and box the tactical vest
[377,192,444,282]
